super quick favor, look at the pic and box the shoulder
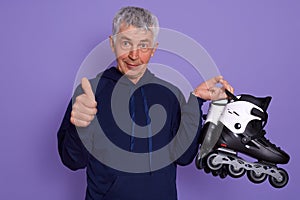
[73,68,112,97]
[150,75,186,104]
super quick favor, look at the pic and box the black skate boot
[196,90,290,188]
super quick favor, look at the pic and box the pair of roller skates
[195,90,290,188]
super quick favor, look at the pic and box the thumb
[81,77,95,100]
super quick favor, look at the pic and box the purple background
[1,0,299,199]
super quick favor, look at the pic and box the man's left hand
[193,76,234,100]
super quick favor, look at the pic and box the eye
[139,43,149,49]
[120,40,132,49]
[122,41,130,47]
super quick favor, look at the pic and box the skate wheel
[269,168,289,188]
[247,170,267,184]
[195,156,206,170]
[219,166,228,179]
[207,153,222,171]
[204,166,211,174]
[212,170,219,176]
[227,165,246,178]
[195,158,201,169]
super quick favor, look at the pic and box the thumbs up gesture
[70,77,98,127]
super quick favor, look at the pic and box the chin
[125,71,141,78]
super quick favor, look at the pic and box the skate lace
[250,119,281,150]
[258,130,281,150]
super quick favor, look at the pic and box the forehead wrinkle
[117,30,153,44]
[117,23,152,38]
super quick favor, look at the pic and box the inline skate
[195,90,290,188]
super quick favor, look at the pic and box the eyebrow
[119,36,132,41]
[139,39,151,43]
[119,36,151,43]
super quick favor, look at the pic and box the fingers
[70,117,91,127]
[72,101,97,115]
[71,108,96,122]
[194,75,234,100]
[70,101,97,127]
[213,75,224,83]
[206,75,223,87]
[75,94,97,108]
[70,100,97,127]
[208,87,227,100]
[220,79,234,93]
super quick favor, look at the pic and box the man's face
[110,23,158,83]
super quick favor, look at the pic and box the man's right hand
[70,77,98,127]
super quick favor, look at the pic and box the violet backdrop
[0,0,299,199]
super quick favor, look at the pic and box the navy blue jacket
[58,67,204,200]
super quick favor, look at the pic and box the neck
[117,66,147,84]
[128,77,140,84]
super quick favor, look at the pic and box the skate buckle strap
[242,130,266,144]
[241,135,251,144]
[251,108,268,121]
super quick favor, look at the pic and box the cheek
[115,45,128,58]
[139,53,152,64]
[115,50,128,62]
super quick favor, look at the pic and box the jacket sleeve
[57,75,102,171]
[173,93,204,166]
[57,88,89,170]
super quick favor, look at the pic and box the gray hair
[112,6,159,42]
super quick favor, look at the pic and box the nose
[128,49,139,60]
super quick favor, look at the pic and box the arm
[173,93,204,166]
[175,76,234,166]
[57,77,97,170]
[57,100,89,170]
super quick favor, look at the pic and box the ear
[109,35,115,53]
[151,42,159,57]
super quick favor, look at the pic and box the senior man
[58,6,233,200]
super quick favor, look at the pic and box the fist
[70,77,98,127]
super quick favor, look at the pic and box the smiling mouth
[126,63,140,68]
